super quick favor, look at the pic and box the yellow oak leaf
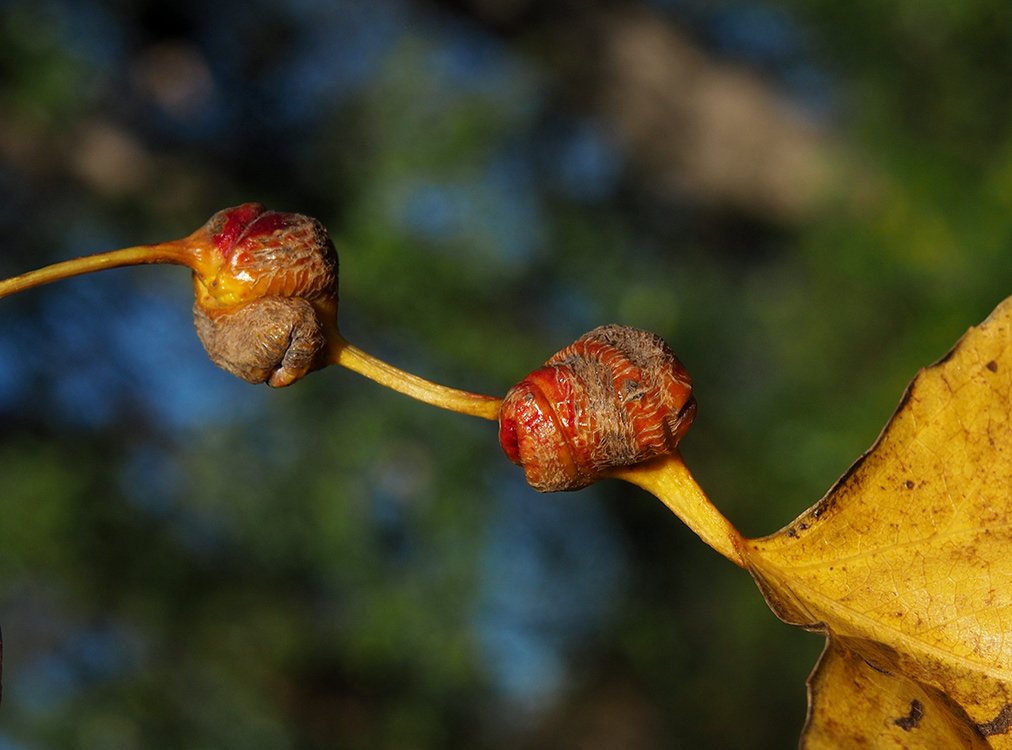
[743,295,1012,748]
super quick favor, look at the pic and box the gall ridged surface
[498,324,696,492]
[191,203,340,387]
[201,203,338,307]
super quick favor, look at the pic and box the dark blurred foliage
[0,0,1009,747]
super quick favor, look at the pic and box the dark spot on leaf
[894,699,924,731]
[904,480,915,490]
[786,528,797,538]
[860,657,892,676]
[862,659,894,676]
[812,496,836,519]
[978,704,1012,737]
[986,360,998,373]
[798,522,808,531]
[852,640,904,676]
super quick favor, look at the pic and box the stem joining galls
[498,324,696,491]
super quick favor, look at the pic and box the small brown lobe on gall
[499,324,695,492]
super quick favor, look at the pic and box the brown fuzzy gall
[498,324,696,492]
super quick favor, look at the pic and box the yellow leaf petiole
[611,452,746,567]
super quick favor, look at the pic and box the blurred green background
[0,1,1009,747]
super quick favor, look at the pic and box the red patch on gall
[213,203,266,256]
[498,372,569,466]
[244,211,294,242]
[499,417,520,464]
[211,204,301,260]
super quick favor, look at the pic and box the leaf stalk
[612,453,746,567]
